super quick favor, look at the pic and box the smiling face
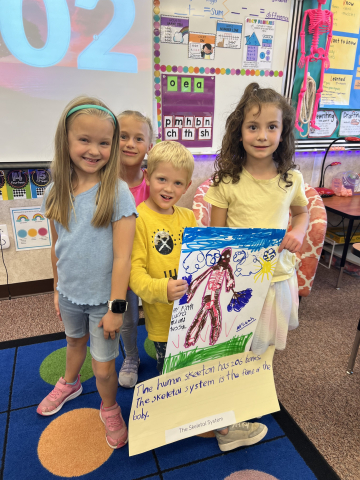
[144,162,191,215]
[240,103,283,166]
[119,116,152,169]
[67,114,114,181]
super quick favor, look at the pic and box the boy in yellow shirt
[129,141,197,373]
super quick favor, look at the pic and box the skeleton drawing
[184,248,235,348]
[295,0,333,132]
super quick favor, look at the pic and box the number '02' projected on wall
[0,0,138,72]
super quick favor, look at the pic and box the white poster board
[10,206,51,251]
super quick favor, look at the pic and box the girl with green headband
[37,96,138,450]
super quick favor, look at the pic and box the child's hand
[167,278,189,302]
[278,230,305,254]
[54,291,62,322]
[98,311,123,340]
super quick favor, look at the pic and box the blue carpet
[0,325,340,480]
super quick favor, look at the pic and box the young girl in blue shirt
[37,97,137,450]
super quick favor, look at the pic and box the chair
[192,179,327,298]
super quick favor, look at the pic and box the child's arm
[278,206,309,253]
[98,214,136,340]
[49,220,62,322]
[210,206,228,227]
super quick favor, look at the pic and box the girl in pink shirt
[117,110,153,388]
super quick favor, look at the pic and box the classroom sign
[339,110,360,136]
[10,206,51,251]
[308,110,338,137]
[160,15,189,44]
[242,18,275,70]
[216,21,243,49]
[129,227,285,455]
[129,346,279,455]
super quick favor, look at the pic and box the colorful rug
[0,325,340,480]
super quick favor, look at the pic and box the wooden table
[347,243,360,374]
[322,194,360,288]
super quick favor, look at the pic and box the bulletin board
[291,0,360,141]
[153,0,296,153]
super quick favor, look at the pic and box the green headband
[66,104,117,124]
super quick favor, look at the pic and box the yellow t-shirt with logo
[204,168,308,282]
[129,202,198,342]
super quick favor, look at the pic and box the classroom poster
[10,206,51,251]
[216,21,243,49]
[29,169,52,199]
[5,169,32,200]
[160,15,189,44]
[188,32,215,60]
[163,227,285,374]
[329,36,358,71]
[242,18,275,70]
[339,110,360,135]
[308,110,339,137]
[320,74,353,106]
[161,74,215,148]
[129,346,279,456]
[331,0,360,34]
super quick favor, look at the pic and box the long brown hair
[45,96,120,229]
[213,83,296,188]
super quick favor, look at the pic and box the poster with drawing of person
[163,227,285,374]
[188,32,215,60]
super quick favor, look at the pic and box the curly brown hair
[213,82,296,188]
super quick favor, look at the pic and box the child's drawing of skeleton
[184,248,235,348]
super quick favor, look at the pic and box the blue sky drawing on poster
[163,227,285,373]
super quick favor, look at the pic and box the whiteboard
[0,0,152,164]
[156,0,295,153]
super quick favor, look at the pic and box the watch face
[111,300,127,314]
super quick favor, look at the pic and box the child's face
[203,45,212,54]
[119,117,152,169]
[240,104,283,165]
[144,162,191,215]
[68,114,114,180]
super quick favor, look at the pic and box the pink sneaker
[37,375,82,416]
[100,401,128,449]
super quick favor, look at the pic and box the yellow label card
[329,36,358,70]
[129,346,279,456]
[331,0,360,34]
[321,73,353,106]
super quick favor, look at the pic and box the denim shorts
[58,293,120,363]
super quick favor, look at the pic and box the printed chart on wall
[10,207,51,251]
[154,0,294,152]
[164,227,285,374]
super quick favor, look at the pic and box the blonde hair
[117,110,154,144]
[45,96,120,229]
[147,141,194,184]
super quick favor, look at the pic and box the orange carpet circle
[224,471,279,480]
[37,408,113,477]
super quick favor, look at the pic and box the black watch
[107,299,128,314]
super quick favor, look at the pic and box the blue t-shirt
[41,180,137,305]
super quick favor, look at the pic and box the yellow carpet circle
[38,408,113,477]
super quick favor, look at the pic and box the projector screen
[0,0,152,164]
